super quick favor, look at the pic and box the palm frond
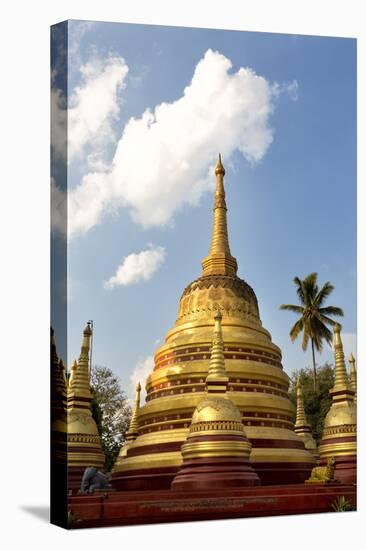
[314,281,335,307]
[318,314,343,329]
[293,276,305,305]
[302,272,318,306]
[318,306,344,317]
[301,327,310,351]
[311,316,333,348]
[289,318,304,342]
[280,304,305,314]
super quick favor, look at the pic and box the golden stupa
[112,155,315,490]
[51,327,67,463]
[113,382,141,470]
[67,322,105,490]
[51,327,68,524]
[349,353,357,402]
[318,324,356,483]
[171,310,260,490]
[294,381,318,459]
[51,328,67,433]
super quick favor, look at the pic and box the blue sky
[54,20,356,399]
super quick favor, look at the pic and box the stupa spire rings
[294,379,318,459]
[69,322,93,401]
[206,309,229,393]
[295,380,308,429]
[349,352,357,401]
[126,382,141,441]
[201,154,238,277]
[332,323,351,396]
[69,359,78,389]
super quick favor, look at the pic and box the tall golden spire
[294,380,318,458]
[68,322,92,407]
[331,324,353,400]
[68,359,78,389]
[349,353,357,402]
[201,154,238,277]
[295,380,308,429]
[126,382,141,442]
[206,310,229,393]
[111,383,142,475]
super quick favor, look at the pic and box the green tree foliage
[288,363,334,443]
[331,495,355,512]
[280,272,343,389]
[90,366,132,472]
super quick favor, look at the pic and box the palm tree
[280,272,344,390]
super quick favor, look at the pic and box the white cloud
[104,246,166,289]
[130,355,154,402]
[50,177,66,236]
[68,54,129,162]
[69,49,297,238]
[68,21,96,70]
[51,88,67,162]
[272,79,299,101]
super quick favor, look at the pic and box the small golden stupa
[349,353,357,402]
[171,310,260,490]
[294,381,318,460]
[112,155,315,490]
[112,383,141,474]
[318,324,356,483]
[51,327,67,463]
[51,327,68,524]
[67,322,105,490]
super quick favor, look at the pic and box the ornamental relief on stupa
[177,284,259,323]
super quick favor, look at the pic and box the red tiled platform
[68,483,356,528]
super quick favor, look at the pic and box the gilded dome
[323,401,357,430]
[191,395,243,425]
[178,274,260,324]
[67,411,101,435]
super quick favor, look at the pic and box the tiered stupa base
[112,466,178,492]
[67,432,106,492]
[252,461,313,485]
[171,457,260,491]
[68,467,87,493]
[112,461,314,491]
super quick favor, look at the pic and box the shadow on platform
[20,506,49,523]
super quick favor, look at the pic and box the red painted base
[320,455,357,485]
[111,467,177,491]
[171,458,260,491]
[68,483,356,529]
[68,467,87,493]
[111,460,314,491]
[254,462,313,485]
